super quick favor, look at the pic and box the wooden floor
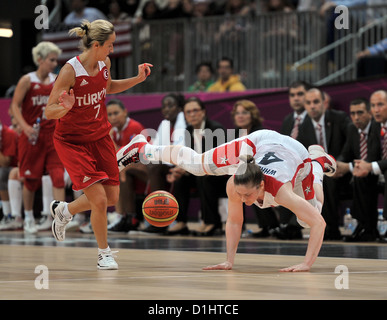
[1,231,387,300]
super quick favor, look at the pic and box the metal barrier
[291,5,387,86]
[130,11,325,93]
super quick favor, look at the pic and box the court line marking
[1,269,387,286]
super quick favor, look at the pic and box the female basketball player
[45,19,152,270]
[118,129,336,272]
[10,41,65,234]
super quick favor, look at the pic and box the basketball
[142,190,179,227]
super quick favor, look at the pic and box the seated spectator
[336,98,380,242]
[134,0,167,23]
[159,0,191,19]
[106,99,148,233]
[108,0,132,23]
[188,62,215,92]
[207,57,246,92]
[64,0,107,25]
[167,97,228,236]
[122,0,141,17]
[352,90,387,243]
[0,118,19,229]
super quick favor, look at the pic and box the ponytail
[69,19,114,51]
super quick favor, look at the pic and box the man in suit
[354,90,387,241]
[281,80,311,139]
[277,80,312,239]
[336,98,380,241]
[298,88,351,240]
[167,97,228,236]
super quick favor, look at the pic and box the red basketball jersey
[111,117,146,148]
[54,56,111,144]
[1,124,19,167]
[22,72,56,131]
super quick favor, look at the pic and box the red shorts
[54,135,119,191]
[18,130,64,189]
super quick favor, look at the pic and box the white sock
[143,144,167,162]
[8,179,22,218]
[2,200,10,216]
[62,202,73,220]
[24,210,34,221]
[41,175,53,215]
[144,144,206,176]
[98,246,111,254]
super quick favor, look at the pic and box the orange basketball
[142,190,179,227]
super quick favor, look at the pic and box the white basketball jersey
[206,130,313,208]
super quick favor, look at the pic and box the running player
[118,129,336,272]
[45,19,152,270]
[10,41,65,233]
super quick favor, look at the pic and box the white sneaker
[116,134,147,172]
[50,200,72,241]
[0,215,23,230]
[97,249,118,270]
[36,214,53,231]
[79,221,93,234]
[308,145,337,177]
[65,219,80,232]
[24,219,38,234]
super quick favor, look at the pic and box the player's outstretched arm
[203,177,243,271]
[275,183,326,272]
[107,60,152,94]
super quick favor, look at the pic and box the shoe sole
[117,134,147,171]
[97,264,119,270]
[50,200,65,242]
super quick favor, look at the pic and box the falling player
[118,129,336,272]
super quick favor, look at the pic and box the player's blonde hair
[32,41,62,66]
[69,19,115,51]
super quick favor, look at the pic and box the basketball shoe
[98,248,119,270]
[50,200,72,241]
[116,134,148,172]
[308,145,337,177]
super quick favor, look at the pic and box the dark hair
[350,97,370,111]
[162,93,185,109]
[288,80,312,92]
[195,62,214,74]
[234,155,264,187]
[184,96,206,111]
[107,99,125,110]
[217,57,234,69]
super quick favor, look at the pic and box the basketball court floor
[0,226,386,301]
